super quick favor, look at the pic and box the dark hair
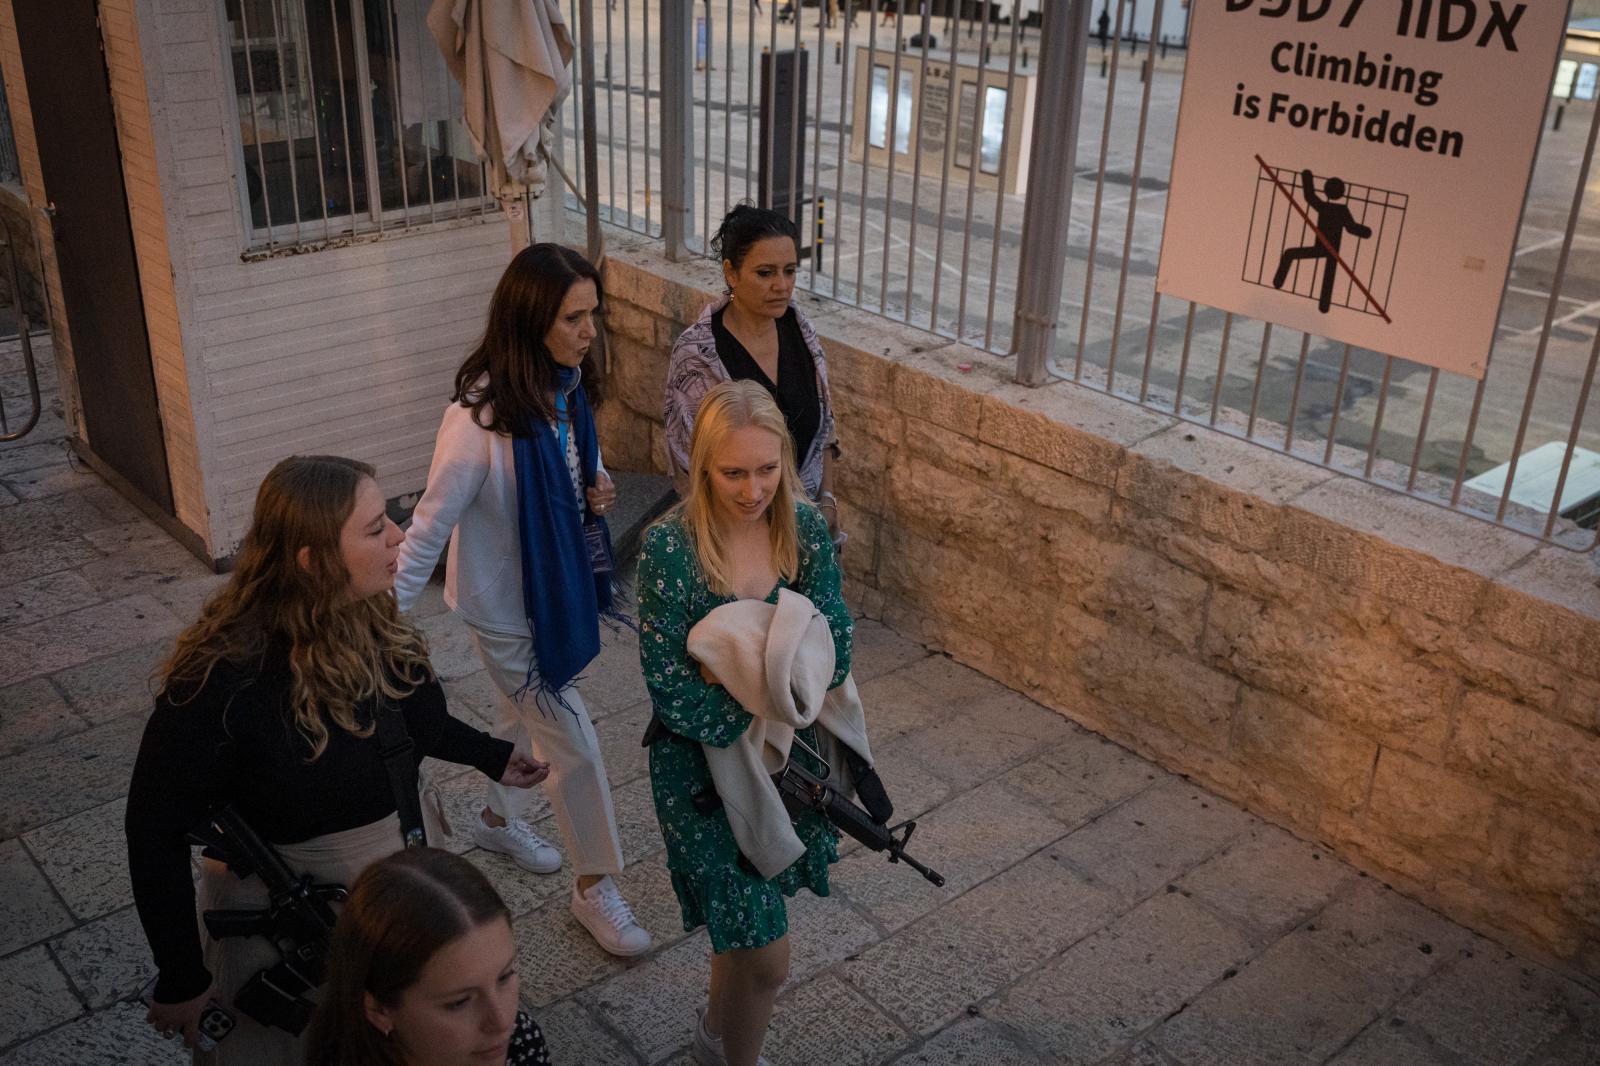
[304,848,511,1066]
[710,204,800,272]
[452,242,605,435]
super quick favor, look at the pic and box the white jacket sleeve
[394,403,492,614]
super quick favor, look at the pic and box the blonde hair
[676,380,801,597]
[158,455,432,760]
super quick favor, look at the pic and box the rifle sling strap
[374,701,427,848]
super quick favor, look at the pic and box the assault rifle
[772,751,946,887]
[190,807,346,1035]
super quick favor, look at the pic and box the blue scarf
[511,367,624,705]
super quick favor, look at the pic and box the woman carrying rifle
[125,455,547,1063]
[638,380,853,1066]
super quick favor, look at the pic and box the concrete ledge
[596,241,1600,982]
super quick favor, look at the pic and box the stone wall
[595,237,1600,981]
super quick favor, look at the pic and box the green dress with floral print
[637,502,853,953]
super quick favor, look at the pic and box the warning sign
[1157,0,1573,380]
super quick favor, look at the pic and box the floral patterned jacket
[663,296,837,500]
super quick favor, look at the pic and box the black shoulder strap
[374,700,427,848]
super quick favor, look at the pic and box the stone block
[1116,450,1289,554]
[1394,947,1590,1066]
[0,439,70,477]
[1177,824,1354,940]
[81,519,174,556]
[49,640,169,725]
[1149,936,1387,1066]
[1050,607,1239,756]
[0,678,86,756]
[1324,1019,1456,1065]
[0,539,103,588]
[1446,690,1600,821]
[1292,864,1478,998]
[1481,803,1600,959]
[1049,536,1211,652]
[885,1017,1045,1065]
[590,703,651,789]
[850,618,931,683]
[607,334,669,420]
[1275,504,1491,627]
[0,715,145,839]
[0,946,81,1048]
[1202,590,1456,760]
[891,362,985,438]
[1398,615,1567,718]
[855,669,960,751]
[781,890,883,986]
[886,688,1077,790]
[24,799,135,921]
[0,595,184,687]
[3,462,100,502]
[579,626,650,716]
[999,451,1113,532]
[992,891,1252,1065]
[49,905,150,1009]
[0,1001,172,1066]
[767,973,910,1066]
[977,393,1131,488]
[0,838,73,956]
[534,775,662,869]
[1001,728,1163,820]
[605,299,660,347]
[831,778,1071,933]
[1363,751,1497,879]
[1558,675,1600,735]
[527,999,637,1066]
[0,494,118,553]
[580,931,711,1062]
[463,848,568,920]
[841,852,1120,1034]
[901,415,1003,482]
[1481,563,1600,683]
[1053,777,1255,904]
[1228,689,1378,820]
[885,459,1030,561]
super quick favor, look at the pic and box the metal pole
[579,0,604,261]
[1012,0,1090,385]
[661,0,696,258]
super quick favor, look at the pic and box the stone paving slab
[4,389,1600,1063]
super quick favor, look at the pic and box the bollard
[1160,34,1168,59]
[835,41,841,63]
[815,196,825,262]
[1140,57,1147,82]
[1554,103,1566,132]
[1100,54,1107,78]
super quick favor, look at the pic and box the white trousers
[469,626,625,876]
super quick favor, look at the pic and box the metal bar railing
[571,1,1598,548]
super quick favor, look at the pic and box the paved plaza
[3,335,1599,1063]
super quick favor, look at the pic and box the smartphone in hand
[140,975,236,1051]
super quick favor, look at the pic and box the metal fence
[558,0,1598,549]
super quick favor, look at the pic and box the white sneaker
[691,1006,771,1066]
[471,816,562,874]
[570,876,653,957]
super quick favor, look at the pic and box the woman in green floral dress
[638,380,853,1066]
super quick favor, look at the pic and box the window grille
[221,0,492,251]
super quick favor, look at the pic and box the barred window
[222,0,490,251]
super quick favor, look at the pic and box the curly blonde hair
[676,379,801,597]
[158,455,432,759]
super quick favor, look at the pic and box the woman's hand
[699,661,720,686]
[587,470,617,517]
[146,985,212,1049]
[500,753,551,788]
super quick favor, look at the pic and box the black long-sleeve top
[125,646,512,1003]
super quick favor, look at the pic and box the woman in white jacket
[394,244,651,957]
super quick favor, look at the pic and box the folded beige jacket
[686,588,873,879]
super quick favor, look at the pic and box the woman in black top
[304,848,551,1066]
[664,205,843,544]
[126,455,546,1062]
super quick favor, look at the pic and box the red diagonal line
[1255,154,1392,324]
